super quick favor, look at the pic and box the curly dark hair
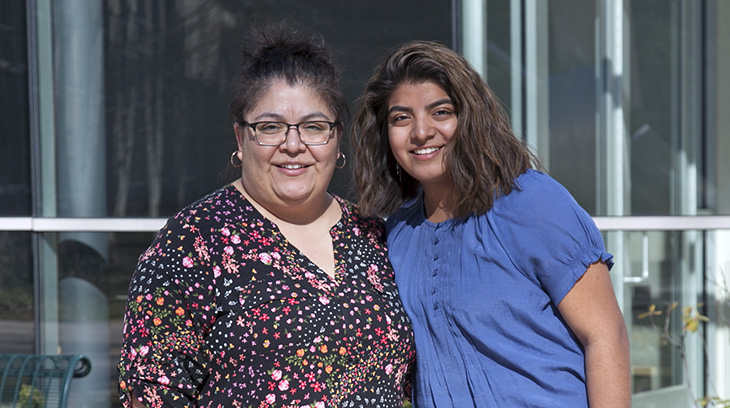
[352,41,537,218]
[230,22,348,129]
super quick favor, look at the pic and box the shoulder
[492,170,585,221]
[336,195,387,241]
[135,185,253,282]
[486,169,610,270]
[485,169,606,260]
[160,184,246,234]
[384,194,422,235]
[140,185,244,259]
[506,169,573,203]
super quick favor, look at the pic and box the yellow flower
[681,304,709,333]
[637,304,662,319]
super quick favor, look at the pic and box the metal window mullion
[461,0,487,79]
[28,0,59,356]
[524,0,549,168]
[597,0,628,311]
[676,0,705,395]
[510,0,523,138]
[4,216,730,233]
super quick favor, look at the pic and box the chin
[276,189,318,204]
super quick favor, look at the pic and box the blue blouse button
[433,253,439,260]
[432,269,438,276]
[433,302,439,310]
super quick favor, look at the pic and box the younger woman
[353,41,630,407]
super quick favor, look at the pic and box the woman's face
[387,81,457,193]
[235,80,339,211]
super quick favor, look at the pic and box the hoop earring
[335,152,347,169]
[230,150,242,168]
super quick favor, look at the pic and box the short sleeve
[117,213,219,407]
[488,170,613,305]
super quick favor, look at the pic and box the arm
[118,218,217,407]
[558,261,631,408]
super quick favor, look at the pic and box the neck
[422,185,454,223]
[235,179,335,226]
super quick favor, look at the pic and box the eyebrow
[387,98,454,115]
[252,111,332,122]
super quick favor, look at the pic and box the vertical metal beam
[27,0,60,356]
[597,0,628,315]
[30,0,57,218]
[673,0,704,395]
[598,0,627,218]
[462,0,487,79]
[54,0,107,224]
[510,0,524,138]
[524,0,549,168]
[705,0,730,400]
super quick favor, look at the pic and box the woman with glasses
[117,24,415,408]
[352,41,630,407]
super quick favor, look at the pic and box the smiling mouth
[412,147,441,155]
[277,164,308,169]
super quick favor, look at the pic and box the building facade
[1,1,729,406]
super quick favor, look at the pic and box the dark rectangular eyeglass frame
[243,121,338,146]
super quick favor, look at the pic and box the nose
[411,116,435,142]
[280,125,306,152]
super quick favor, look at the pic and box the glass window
[0,232,34,353]
[546,0,598,213]
[626,1,681,215]
[620,230,701,393]
[473,0,730,403]
[0,1,32,216]
[39,231,156,407]
[620,228,730,404]
[706,0,730,216]
[478,0,600,213]
[49,1,453,218]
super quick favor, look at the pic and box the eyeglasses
[243,121,337,146]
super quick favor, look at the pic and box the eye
[301,121,329,132]
[256,122,285,134]
[433,108,455,119]
[389,114,411,126]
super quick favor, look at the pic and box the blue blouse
[386,170,613,407]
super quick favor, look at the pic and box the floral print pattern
[118,185,415,408]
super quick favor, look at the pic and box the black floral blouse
[117,185,415,408]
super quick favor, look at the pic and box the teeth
[281,164,304,169]
[414,147,440,155]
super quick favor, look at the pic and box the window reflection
[615,229,730,400]
[51,232,155,407]
[0,1,31,216]
[625,230,689,392]
[0,232,34,353]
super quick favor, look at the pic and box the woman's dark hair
[230,22,348,128]
[352,41,537,218]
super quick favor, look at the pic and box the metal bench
[0,354,91,408]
